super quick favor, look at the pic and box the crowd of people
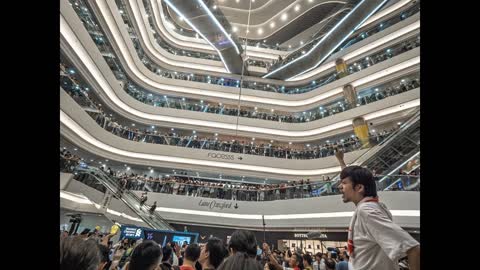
[124,75,418,123]
[62,65,401,161]
[62,53,419,127]
[60,228,359,270]
[61,151,337,202]
[74,0,420,103]
[60,149,420,270]
[61,149,419,205]
[60,228,415,270]
[267,5,419,73]
[77,0,415,98]
[115,174,330,202]
[89,108,399,160]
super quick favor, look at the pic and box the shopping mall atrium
[60,0,420,269]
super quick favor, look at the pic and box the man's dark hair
[325,258,336,270]
[162,245,173,262]
[293,252,304,269]
[228,230,257,257]
[303,254,313,266]
[98,244,110,263]
[217,252,263,270]
[98,244,111,270]
[206,237,228,268]
[340,166,377,197]
[60,237,101,270]
[129,240,162,270]
[185,243,201,262]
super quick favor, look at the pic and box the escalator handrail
[319,110,420,193]
[74,166,175,230]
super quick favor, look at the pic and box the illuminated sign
[121,226,144,239]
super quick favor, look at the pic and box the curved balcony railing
[61,53,420,124]
[69,0,419,95]
[61,154,418,203]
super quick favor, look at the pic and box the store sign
[198,199,233,210]
[121,226,144,239]
[293,233,328,239]
[207,153,235,160]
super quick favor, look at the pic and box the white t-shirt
[350,201,419,270]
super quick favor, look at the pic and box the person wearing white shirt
[335,150,420,270]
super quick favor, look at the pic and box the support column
[343,84,357,109]
[335,58,348,79]
[352,117,370,147]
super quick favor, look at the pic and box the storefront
[170,223,348,252]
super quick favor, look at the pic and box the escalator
[263,0,389,80]
[377,151,420,191]
[318,109,420,195]
[162,0,246,74]
[74,166,175,230]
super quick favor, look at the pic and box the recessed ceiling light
[300,41,304,45]
[294,5,301,12]
[281,13,288,21]
[257,28,263,34]
[74,148,77,151]
[269,22,275,28]
[213,5,217,9]
[288,45,292,48]
[289,142,292,145]
[232,26,238,32]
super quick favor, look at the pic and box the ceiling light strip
[163,0,233,72]
[127,0,227,72]
[154,0,283,60]
[195,0,240,54]
[106,0,228,73]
